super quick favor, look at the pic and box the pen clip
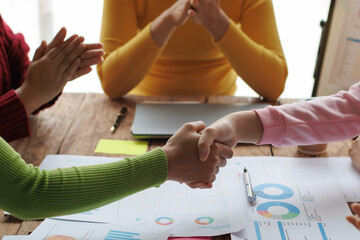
[244,167,257,205]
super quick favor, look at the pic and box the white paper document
[229,156,360,202]
[39,155,247,236]
[231,178,360,240]
[29,218,171,240]
[2,236,31,240]
[329,0,360,88]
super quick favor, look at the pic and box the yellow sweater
[98,0,287,101]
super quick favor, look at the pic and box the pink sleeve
[253,82,360,146]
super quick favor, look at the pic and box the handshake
[161,120,236,189]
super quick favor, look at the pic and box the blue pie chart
[253,183,294,200]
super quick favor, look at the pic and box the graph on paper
[31,219,171,240]
[232,178,360,240]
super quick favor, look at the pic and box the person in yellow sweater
[97,0,288,101]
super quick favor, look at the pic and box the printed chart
[30,219,171,240]
[231,179,360,240]
[40,154,246,237]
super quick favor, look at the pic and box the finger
[80,49,105,60]
[71,66,92,80]
[213,142,233,159]
[188,9,196,17]
[346,215,357,226]
[218,157,227,168]
[190,0,200,8]
[57,38,86,73]
[182,121,206,133]
[208,175,216,184]
[222,147,233,159]
[351,203,360,214]
[63,58,81,82]
[79,56,104,69]
[214,166,220,175]
[186,182,206,189]
[45,27,67,54]
[84,42,104,51]
[47,34,79,59]
[198,127,218,161]
[33,40,47,61]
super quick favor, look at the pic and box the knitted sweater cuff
[0,90,30,142]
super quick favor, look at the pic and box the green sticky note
[95,139,148,155]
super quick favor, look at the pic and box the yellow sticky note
[95,139,148,155]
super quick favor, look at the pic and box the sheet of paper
[229,156,360,202]
[94,139,148,155]
[230,178,360,239]
[39,155,247,236]
[329,0,360,89]
[2,236,31,240]
[30,218,171,240]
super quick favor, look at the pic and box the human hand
[162,121,232,188]
[16,33,87,114]
[198,111,263,161]
[33,28,104,81]
[346,203,360,230]
[198,114,238,162]
[349,139,360,171]
[151,0,192,46]
[188,0,230,41]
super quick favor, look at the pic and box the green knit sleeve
[0,137,168,220]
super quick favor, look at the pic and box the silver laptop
[131,102,269,139]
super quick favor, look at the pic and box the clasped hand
[162,121,233,189]
[170,0,230,41]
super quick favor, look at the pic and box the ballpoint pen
[110,107,128,133]
[244,167,257,204]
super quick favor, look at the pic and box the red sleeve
[0,90,30,142]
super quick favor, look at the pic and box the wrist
[15,84,40,115]
[206,10,230,41]
[233,111,263,143]
[150,10,178,47]
[161,144,174,181]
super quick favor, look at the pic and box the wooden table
[0,93,352,238]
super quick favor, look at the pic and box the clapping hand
[16,27,104,115]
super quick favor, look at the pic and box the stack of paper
[4,155,360,239]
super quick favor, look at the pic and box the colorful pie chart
[257,201,300,220]
[155,217,174,225]
[195,217,214,225]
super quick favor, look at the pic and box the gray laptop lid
[131,102,269,139]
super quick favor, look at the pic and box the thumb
[198,127,217,161]
[45,27,67,54]
[189,120,206,132]
[32,41,47,61]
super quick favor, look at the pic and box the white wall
[0,0,331,98]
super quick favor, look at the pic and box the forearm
[98,25,163,99]
[0,138,167,220]
[215,20,287,101]
[150,9,178,47]
[229,111,263,144]
[255,83,360,146]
